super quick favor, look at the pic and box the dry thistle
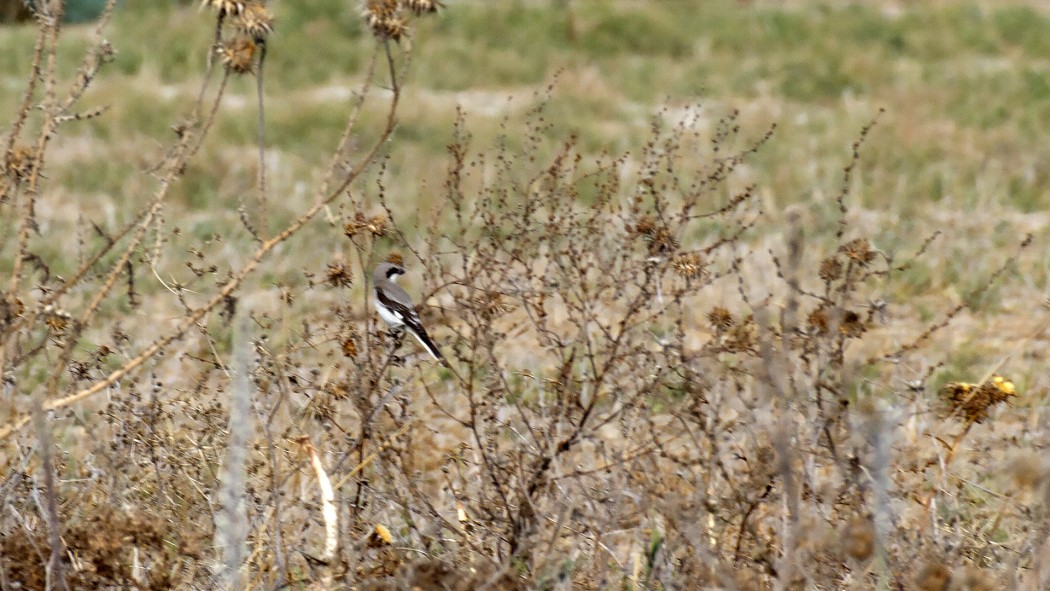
[474,291,513,320]
[632,215,657,236]
[818,256,844,282]
[5,145,35,182]
[726,314,758,352]
[217,36,257,74]
[201,0,247,16]
[42,306,72,334]
[363,0,408,41]
[340,336,358,358]
[838,309,865,337]
[707,306,734,332]
[234,3,274,41]
[839,238,877,266]
[325,261,353,288]
[807,306,830,334]
[344,212,389,237]
[632,216,677,254]
[403,0,442,15]
[940,374,1017,423]
[671,251,706,280]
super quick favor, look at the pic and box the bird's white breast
[374,296,405,327]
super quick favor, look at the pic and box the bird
[372,262,445,364]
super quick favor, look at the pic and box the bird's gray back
[375,279,415,309]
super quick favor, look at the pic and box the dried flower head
[474,291,513,319]
[632,216,677,254]
[838,309,865,337]
[325,261,353,288]
[218,36,257,74]
[940,374,1017,423]
[726,315,757,353]
[202,0,247,16]
[344,212,389,237]
[42,305,72,334]
[363,0,408,41]
[707,306,734,332]
[235,3,274,41]
[671,251,706,280]
[403,0,442,15]
[5,145,35,181]
[341,336,358,358]
[807,306,830,334]
[632,216,657,236]
[373,524,393,544]
[818,256,843,282]
[840,238,877,266]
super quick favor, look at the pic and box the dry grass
[1,0,1049,589]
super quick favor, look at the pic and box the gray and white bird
[372,262,445,363]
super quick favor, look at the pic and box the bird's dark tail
[406,323,446,365]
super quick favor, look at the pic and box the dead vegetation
[1,1,1048,590]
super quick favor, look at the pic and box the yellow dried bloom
[367,523,393,547]
[218,36,257,74]
[235,3,274,41]
[991,374,1016,395]
[940,374,1017,423]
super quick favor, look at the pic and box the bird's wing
[375,280,445,362]
[375,280,420,323]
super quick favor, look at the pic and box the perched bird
[372,262,445,363]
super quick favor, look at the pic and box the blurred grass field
[2,0,1045,365]
[3,2,1049,222]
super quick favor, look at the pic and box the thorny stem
[0,39,406,441]
[256,42,268,237]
